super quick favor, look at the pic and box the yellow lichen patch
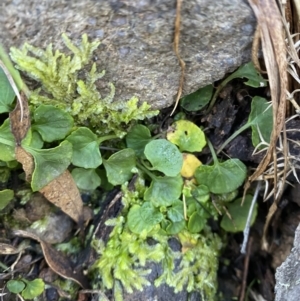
[180,153,201,178]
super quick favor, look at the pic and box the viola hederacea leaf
[103,148,136,185]
[71,167,101,190]
[66,127,102,169]
[144,139,183,177]
[127,202,164,234]
[144,174,183,206]
[32,105,74,142]
[221,195,257,233]
[23,140,73,191]
[195,158,247,194]
[180,84,213,112]
[247,96,273,147]
[126,124,152,156]
[167,120,206,152]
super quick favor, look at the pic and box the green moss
[92,183,222,301]
[10,34,158,138]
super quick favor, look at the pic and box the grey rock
[275,223,300,301]
[0,0,256,109]
[28,211,73,244]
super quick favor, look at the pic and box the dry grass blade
[247,0,288,250]
[170,0,185,116]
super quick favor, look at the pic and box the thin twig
[170,0,185,116]
[241,181,261,254]
[239,236,253,301]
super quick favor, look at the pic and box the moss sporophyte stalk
[0,34,231,300]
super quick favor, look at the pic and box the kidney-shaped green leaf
[144,174,183,206]
[167,201,184,222]
[188,211,206,233]
[103,148,136,185]
[180,84,213,112]
[0,189,14,210]
[24,141,73,191]
[0,118,15,162]
[127,202,164,234]
[7,280,25,294]
[32,105,74,142]
[166,220,185,235]
[227,62,267,88]
[221,195,257,233]
[195,158,247,194]
[248,96,273,147]
[71,167,101,190]
[167,120,206,152]
[144,139,183,177]
[66,127,102,168]
[21,278,45,299]
[126,124,152,156]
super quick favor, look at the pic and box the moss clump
[10,34,158,138]
[92,182,222,301]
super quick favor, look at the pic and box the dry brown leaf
[15,146,34,182]
[12,229,89,289]
[247,0,288,250]
[0,243,19,255]
[9,91,30,145]
[15,138,83,223]
[40,170,84,224]
[16,146,83,223]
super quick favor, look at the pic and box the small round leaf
[195,159,247,194]
[167,120,206,152]
[144,139,183,177]
[7,280,25,294]
[127,202,164,234]
[21,278,45,299]
[221,195,257,233]
[71,168,101,190]
[0,189,14,210]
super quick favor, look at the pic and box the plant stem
[216,122,250,155]
[98,135,119,144]
[206,138,219,165]
[206,74,234,113]
[136,161,157,181]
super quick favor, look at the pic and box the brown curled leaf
[11,93,84,224]
[15,146,34,182]
[0,243,19,255]
[16,145,84,224]
[40,170,84,224]
[12,229,89,289]
[9,90,30,145]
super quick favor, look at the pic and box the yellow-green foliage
[92,183,222,301]
[10,34,158,137]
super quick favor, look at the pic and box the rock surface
[275,223,300,301]
[0,0,256,109]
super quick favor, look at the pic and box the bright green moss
[10,34,158,138]
[92,183,222,301]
